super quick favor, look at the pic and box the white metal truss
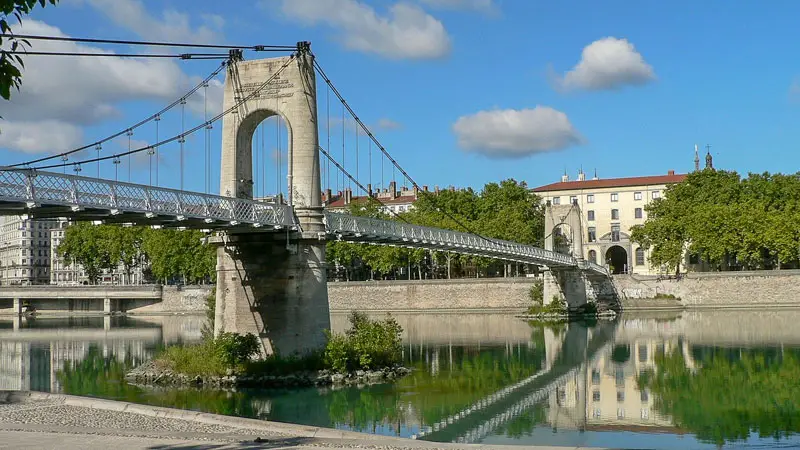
[323,211,610,276]
[0,169,295,228]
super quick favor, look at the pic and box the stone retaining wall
[327,278,537,312]
[613,270,800,308]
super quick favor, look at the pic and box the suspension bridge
[1,39,612,355]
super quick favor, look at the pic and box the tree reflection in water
[639,346,800,446]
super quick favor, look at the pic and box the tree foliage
[639,347,800,446]
[327,179,545,280]
[57,223,215,284]
[1,0,58,102]
[631,169,800,272]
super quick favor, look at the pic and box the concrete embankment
[3,269,800,316]
[0,391,597,450]
[615,269,800,309]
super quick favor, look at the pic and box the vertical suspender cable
[355,121,359,190]
[203,82,209,194]
[326,85,331,192]
[341,102,346,192]
[368,139,372,194]
[126,128,133,181]
[155,114,160,186]
[276,117,281,198]
[179,96,186,191]
[255,123,260,198]
[95,144,101,178]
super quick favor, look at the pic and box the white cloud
[0,20,223,155]
[83,0,223,44]
[452,106,583,158]
[554,37,655,91]
[418,0,496,13]
[0,120,83,154]
[376,118,403,130]
[273,0,451,59]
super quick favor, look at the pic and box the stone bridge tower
[212,44,330,356]
[543,200,589,309]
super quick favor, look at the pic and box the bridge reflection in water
[2,311,800,447]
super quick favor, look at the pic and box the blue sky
[3,0,800,197]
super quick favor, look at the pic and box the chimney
[668,170,675,176]
[367,183,373,197]
[561,173,569,183]
[344,188,352,205]
[434,185,440,194]
[412,185,419,198]
[325,188,332,204]
[423,185,429,192]
[592,169,598,181]
[389,181,397,200]
[577,169,586,182]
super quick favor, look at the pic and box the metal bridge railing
[0,169,296,228]
[324,211,576,267]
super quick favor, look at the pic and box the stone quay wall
[614,269,800,309]
[327,278,537,312]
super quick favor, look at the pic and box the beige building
[323,181,442,215]
[534,170,687,275]
[0,216,57,285]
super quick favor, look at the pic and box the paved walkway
[0,391,604,450]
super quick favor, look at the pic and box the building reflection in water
[0,315,206,393]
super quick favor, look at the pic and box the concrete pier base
[12,298,21,316]
[211,233,330,356]
[543,269,589,309]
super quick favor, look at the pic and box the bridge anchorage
[0,41,614,356]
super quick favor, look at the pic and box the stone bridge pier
[212,44,330,356]
[543,202,590,310]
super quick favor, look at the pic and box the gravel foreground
[0,391,603,450]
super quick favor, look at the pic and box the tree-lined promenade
[632,169,800,273]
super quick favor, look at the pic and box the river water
[2,310,800,449]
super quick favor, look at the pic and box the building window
[587,194,595,203]
[611,225,621,242]
[593,391,601,402]
[617,408,625,419]
[552,196,561,205]
[611,209,619,220]
[641,390,649,402]
[652,191,661,200]
[638,344,648,362]
[588,227,596,243]
[615,369,625,387]
[635,247,645,266]
[635,207,643,219]
[588,249,597,264]
[634,191,643,201]
[587,210,595,221]
[569,195,578,205]
[610,193,619,202]
[617,391,625,403]
[591,369,601,385]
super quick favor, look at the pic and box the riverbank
[125,360,411,388]
[0,391,601,450]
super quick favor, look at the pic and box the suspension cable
[4,50,231,58]
[10,61,227,168]
[2,33,296,50]
[22,55,296,171]
[155,114,160,186]
[126,128,133,182]
[313,57,503,246]
[203,81,209,194]
[319,145,408,224]
[179,96,186,190]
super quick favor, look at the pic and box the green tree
[1,0,58,101]
[56,222,112,284]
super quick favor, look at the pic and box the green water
[2,311,800,449]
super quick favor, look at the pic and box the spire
[705,144,713,169]
[694,144,700,172]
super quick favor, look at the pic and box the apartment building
[533,170,687,275]
[0,216,58,285]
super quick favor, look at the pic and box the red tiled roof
[533,173,687,192]
[326,194,416,208]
